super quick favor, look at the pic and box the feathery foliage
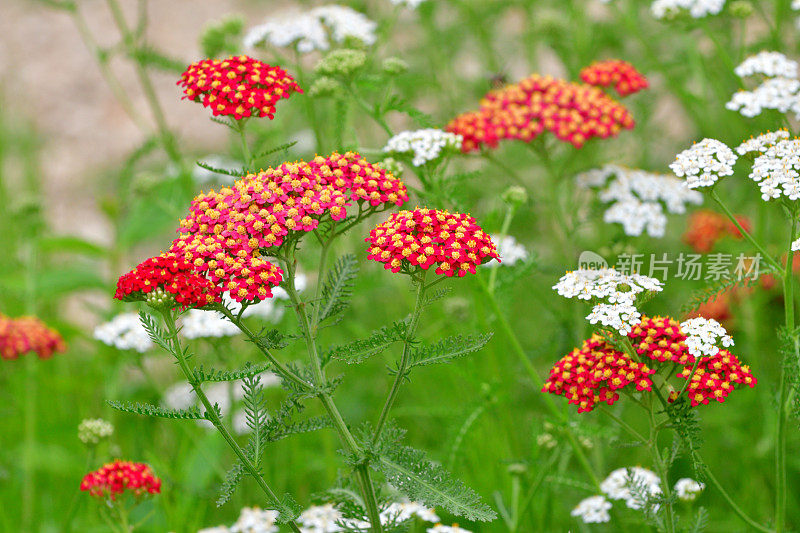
[318,254,359,323]
[409,332,493,368]
[108,400,204,420]
[326,319,409,364]
[192,361,273,383]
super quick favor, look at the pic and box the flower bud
[501,186,528,207]
[729,0,753,17]
[314,49,367,78]
[78,418,114,446]
[382,57,409,76]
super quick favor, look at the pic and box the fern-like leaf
[318,254,359,323]
[327,320,409,364]
[193,361,273,383]
[195,160,246,178]
[410,333,492,368]
[253,141,298,162]
[375,445,496,521]
[108,400,203,420]
[216,459,246,507]
[680,267,776,314]
[132,46,185,73]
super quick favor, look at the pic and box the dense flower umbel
[542,334,655,413]
[445,73,636,151]
[174,152,407,301]
[674,349,756,406]
[682,210,749,253]
[114,253,221,309]
[80,460,161,501]
[365,208,499,276]
[580,60,649,96]
[629,316,694,364]
[178,55,301,119]
[0,314,66,360]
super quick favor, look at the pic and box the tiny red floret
[580,60,649,97]
[80,460,161,501]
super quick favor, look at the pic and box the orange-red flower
[365,208,498,277]
[115,252,221,309]
[80,460,161,501]
[683,210,751,253]
[445,73,636,152]
[580,60,649,97]
[0,314,66,360]
[178,55,302,119]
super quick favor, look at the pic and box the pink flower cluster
[0,314,66,360]
[80,460,161,501]
[580,59,649,97]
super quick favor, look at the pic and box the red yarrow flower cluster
[683,210,750,253]
[628,316,693,365]
[542,334,655,413]
[365,208,499,277]
[674,349,756,406]
[174,152,408,302]
[545,315,757,412]
[114,252,221,309]
[445,72,636,151]
[178,55,302,119]
[0,314,66,360]
[80,460,161,501]
[580,60,649,97]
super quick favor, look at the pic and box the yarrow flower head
[674,478,705,501]
[580,60,649,96]
[542,334,655,412]
[734,51,798,79]
[230,507,279,533]
[679,316,734,358]
[576,165,703,237]
[553,268,662,335]
[600,467,661,510]
[173,152,407,302]
[180,309,240,339]
[674,347,756,406]
[244,5,377,53]
[446,72,636,151]
[0,313,66,360]
[365,208,499,277]
[670,138,738,189]
[80,460,161,501]
[747,138,800,200]
[682,209,749,253]
[727,52,800,119]
[114,253,221,310]
[735,129,791,155]
[383,129,463,166]
[629,316,694,364]
[571,495,612,524]
[78,418,114,446]
[178,55,301,120]
[93,312,153,352]
[427,526,472,533]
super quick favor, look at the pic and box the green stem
[487,206,515,295]
[160,311,302,533]
[236,119,254,170]
[646,395,675,533]
[346,83,393,137]
[711,189,783,273]
[373,272,427,443]
[701,463,775,533]
[476,273,601,489]
[282,259,384,533]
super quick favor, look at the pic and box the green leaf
[327,319,409,364]
[193,361,273,383]
[37,235,107,257]
[318,254,359,323]
[254,141,298,162]
[375,445,495,521]
[216,459,246,507]
[410,333,493,368]
[132,46,185,73]
[108,400,203,420]
[195,160,246,178]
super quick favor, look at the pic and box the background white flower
[601,467,662,510]
[674,478,705,501]
[651,0,726,19]
[670,139,737,189]
[571,495,612,523]
[735,129,790,155]
[93,312,153,353]
[383,129,463,166]
[181,309,240,339]
[484,234,528,267]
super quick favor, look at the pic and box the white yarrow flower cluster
[554,268,662,335]
[792,238,800,252]
[571,495,612,524]
[749,138,800,200]
[427,525,472,533]
[728,52,800,118]
[483,234,528,268]
[93,312,153,353]
[78,418,114,445]
[735,129,791,155]
[651,0,725,19]
[601,467,662,510]
[670,139,738,189]
[680,317,734,357]
[244,6,376,53]
[380,501,440,524]
[674,478,705,502]
[734,51,798,79]
[383,129,463,166]
[577,165,703,237]
[181,309,240,339]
